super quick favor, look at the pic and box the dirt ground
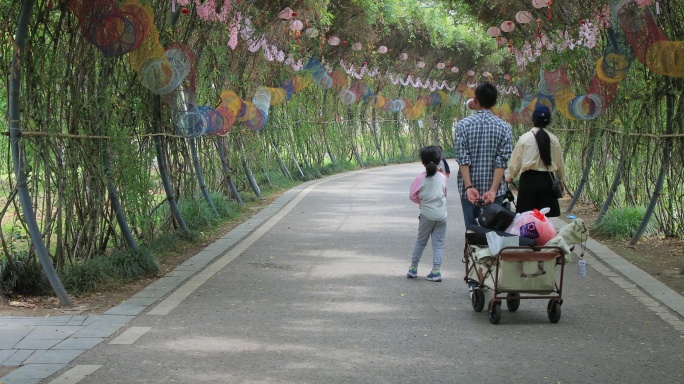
[1,196,683,317]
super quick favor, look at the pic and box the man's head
[474,82,498,109]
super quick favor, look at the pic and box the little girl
[407,146,448,281]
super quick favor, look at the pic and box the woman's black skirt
[516,170,561,217]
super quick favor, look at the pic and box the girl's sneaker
[426,272,442,282]
[406,267,418,278]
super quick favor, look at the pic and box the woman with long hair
[505,104,566,217]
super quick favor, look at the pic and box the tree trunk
[152,96,189,231]
[216,137,243,205]
[190,138,219,215]
[566,127,599,214]
[9,0,71,305]
[630,79,673,245]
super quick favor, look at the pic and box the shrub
[107,249,159,279]
[60,260,111,295]
[0,253,52,295]
[593,206,659,239]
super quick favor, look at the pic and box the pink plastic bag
[505,208,557,245]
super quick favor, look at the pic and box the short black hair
[474,82,498,109]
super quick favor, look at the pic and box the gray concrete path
[1,163,682,384]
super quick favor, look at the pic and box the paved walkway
[1,164,683,383]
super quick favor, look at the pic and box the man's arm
[459,164,479,202]
[483,168,505,204]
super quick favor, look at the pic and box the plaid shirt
[454,110,513,199]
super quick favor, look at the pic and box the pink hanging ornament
[501,21,515,33]
[290,20,304,31]
[487,26,501,37]
[278,7,293,19]
[516,11,533,24]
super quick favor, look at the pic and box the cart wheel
[506,293,521,312]
[488,301,502,324]
[471,288,485,312]
[547,299,562,324]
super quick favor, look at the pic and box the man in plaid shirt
[454,82,513,227]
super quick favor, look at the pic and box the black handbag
[550,172,563,198]
[477,203,516,231]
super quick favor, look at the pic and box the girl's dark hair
[533,129,552,167]
[420,146,442,177]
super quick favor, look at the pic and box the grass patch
[0,254,52,295]
[592,206,659,239]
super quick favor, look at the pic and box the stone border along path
[1,174,683,384]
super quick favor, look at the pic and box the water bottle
[578,257,587,277]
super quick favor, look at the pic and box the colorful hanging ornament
[547,0,553,20]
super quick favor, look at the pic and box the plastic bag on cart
[485,231,520,255]
[465,225,537,247]
[505,208,557,246]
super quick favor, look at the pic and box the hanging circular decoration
[516,11,533,23]
[399,52,408,60]
[467,69,475,76]
[278,7,293,20]
[487,26,501,37]
[352,42,363,51]
[483,71,492,78]
[290,20,304,31]
[436,62,445,70]
[504,74,511,80]
[328,36,340,45]
[532,0,548,9]
[501,21,515,32]
[377,45,388,54]
[417,61,425,68]
[451,66,459,73]
[305,27,318,38]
